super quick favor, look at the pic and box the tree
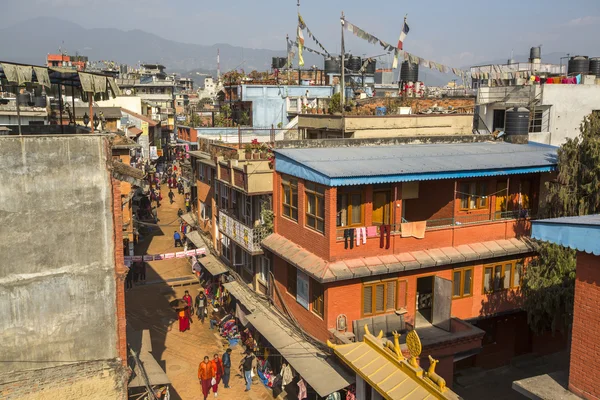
[328,92,342,115]
[521,111,600,334]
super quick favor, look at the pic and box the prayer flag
[397,20,409,50]
[297,24,305,67]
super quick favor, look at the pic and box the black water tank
[33,96,47,107]
[400,61,419,82]
[530,46,541,60]
[505,107,530,135]
[347,55,362,72]
[17,93,30,105]
[589,57,600,77]
[365,59,376,74]
[324,57,341,74]
[568,56,590,75]
[271,57,287,69]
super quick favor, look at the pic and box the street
[125,177,273,400]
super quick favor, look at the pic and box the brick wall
[196,177,214,234]
[569,251,600,400]
[404,180,454,221]
[0,360,128,400]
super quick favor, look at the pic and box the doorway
[416,276,434,326]
[492,109,506,132]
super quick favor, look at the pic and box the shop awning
[185,230,204,248]
[181,212,197,227]
[223,281,257,311]
[245,312,354,397]
[198,253,228,276]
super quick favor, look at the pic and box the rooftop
[121,108,158,126]
[532,214,600,256]
[274,141,557,187]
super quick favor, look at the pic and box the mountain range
[0,17,570,87]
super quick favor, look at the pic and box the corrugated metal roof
[274,142,557,186]
[532,215,600,255]
[533,214,600,227]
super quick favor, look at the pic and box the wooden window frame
[452,267,474,299]
[281,175,298,222]
[305,182,326,233]
[310,279,324,318]
[361,278,398,317]
[287,263,297,297]
[482,259,524,294]
[371,189,392,226]
[459,181,489,211]
[336,190,365,228]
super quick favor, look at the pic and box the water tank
[365,59,376,74]
[33,96,47,107]
[346,55,362,73]
[529,47,541,60]
[400,61,419,82]
[17,93,30,105]
[271,57,287,69]
[324,57,341,74]
[589,57,600,77]
[505,107,530,135]
[568,56,590,75]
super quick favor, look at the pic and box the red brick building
[264,141,560,387]
[530,215,600,400]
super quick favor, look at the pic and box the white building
[472,56,600,146]
[197,77,220,100]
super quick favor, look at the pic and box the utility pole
[340,11,346,115]
[286,34,291,84]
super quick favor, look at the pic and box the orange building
[264,141,562,387]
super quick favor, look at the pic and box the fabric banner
[123,247,206,262]
[297,24,305,67]
[78,72,93,92]
[108,77,121,97]
[16,65,33,85]
[92,75,107,94]
[236,304,249,327]
[298,13,329,56]
[345,18,467,79]
[33,66,51,88]
[1,63,18,83]
[288,39,327,58]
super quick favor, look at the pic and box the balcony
[219,212,272,254]
[476,86,540,105]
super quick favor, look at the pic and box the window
[258,256,270,284]
[199,164,205,182]
[287,263,297,296]
[220,185,229,210]
[452,267,474,298]
[281,175,298,221]
[305,182,325,233]
[311,279,324,318]
[362,280,397,316]
[529,110,544,133]
[483,259,523,293]
[460,182,488,210]
[336,191,363,227]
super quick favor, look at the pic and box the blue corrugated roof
[532,215,600,255]
[274,142,557,186]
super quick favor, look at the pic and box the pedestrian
[239,350,254,392]
[178,306,191,332]
[155,189,161,208]
[125,266,133,290]
[174,231,183,248]
[168,176,173,189]
[198,356,216,400]
[168,189,175,204]
[195,291,207,323]
[222,348,232,389]
[211,353,224,397]
[132,262,140,285]
[139,262,146,283]
[177,208,184,217]
[178,182,183,195]
[183,290,193,319]
[185,198,191,212]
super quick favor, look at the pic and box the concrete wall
[97,96,142,115]
[346,114,473,137]
[0,135,126,399]
[541,85,600,146]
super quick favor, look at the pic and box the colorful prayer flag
[397,20,409,50]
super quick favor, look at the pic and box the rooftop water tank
[271,57,287,69]
[347,56,363,73]
[365,59,377,74]
[324,57,341,74]
[529,46,541,61]
[505,107,530,136]
[568,56,590,75]
[400,61,419,82]
[589,57,600,77]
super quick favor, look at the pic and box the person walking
[195,291,207,323]
[168,189,175,204]
[185,197,191,212]
[222,348,232,389]
[183,290,193,320]
[178,306,191,332]
[125,266,133,290]
[174,231,183,248]
[239,350,254,392]
[198,356,216,400]
[211,353,224,397]
[139,262,146,284]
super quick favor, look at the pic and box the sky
[4,0,600,68]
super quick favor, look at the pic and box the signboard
[177,115,187,122]
[296,270,310,310]
[149,146,158,160]
[141,121,149,136]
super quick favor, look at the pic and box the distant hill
[0,17,321,74]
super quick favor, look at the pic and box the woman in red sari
[178,306,191,332]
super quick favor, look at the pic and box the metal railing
[334,209,533,239]
[219,211,272,253]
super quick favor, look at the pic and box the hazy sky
[4,0,600,68]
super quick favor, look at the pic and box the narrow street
[126,173,273,400]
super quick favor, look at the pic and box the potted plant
[231,150,239,160]
[244,144,252,160]
[251,138,260,159]
[259,143,268,159]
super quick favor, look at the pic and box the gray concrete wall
[0,135,118,375]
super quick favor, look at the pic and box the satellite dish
[125,89,132,95]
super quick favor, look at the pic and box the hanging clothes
[297,378,307,400]
[366,226,377,238]
[326,392,341,400]
[355,228,361,247]
[281,363,293,387]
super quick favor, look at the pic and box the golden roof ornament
[405,329,422,368]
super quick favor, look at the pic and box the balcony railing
[219,212,272,254]
[335,209,533,239]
